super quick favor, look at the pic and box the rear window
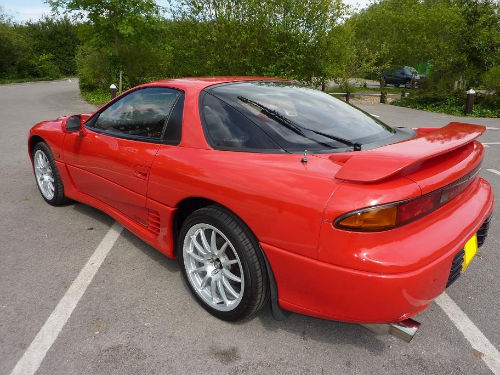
[202,81,396,153]
[200,93,281,151]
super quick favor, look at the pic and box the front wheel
[178,206,268,321]
[32,142,70,206]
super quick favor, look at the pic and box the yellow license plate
[462,233,478,272]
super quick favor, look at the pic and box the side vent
[147,210,161,236]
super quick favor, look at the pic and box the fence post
[110,84,117,99]
[345,91,350,103]
[380,91,387,103]
[465,89,475,115]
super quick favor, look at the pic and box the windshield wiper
[238,96,361,151]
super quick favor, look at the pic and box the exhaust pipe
[362,318,421,342]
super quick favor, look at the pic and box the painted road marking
[486,127,499,130]
[436,292,500,375]
[483,143,500,148]
[9,222,123,375]
[487,169,500,176]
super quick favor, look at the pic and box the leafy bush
[81,89,111,105]
[482,65,500,91]
[19,54,60,79]
[0,10,78,80]
[76,46,114,91]
[392,89,500,117]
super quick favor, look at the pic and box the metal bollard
[110,84,117,99]
[345,91,350,103]
[380,91,387,103]
[465,89,475,115]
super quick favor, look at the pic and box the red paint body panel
[335,122,485,182]
[268,178,493,322]
[63,129,159,224]
[55,160,176,257]
[148,146,337,258]
[27,77,495,324]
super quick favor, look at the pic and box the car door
[64,86,182,225]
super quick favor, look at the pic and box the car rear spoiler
[334,122,485,183]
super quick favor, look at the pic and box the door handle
[134,165,150,180]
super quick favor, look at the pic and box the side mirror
[64,115,82,132]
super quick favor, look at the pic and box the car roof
[144,76,290,91]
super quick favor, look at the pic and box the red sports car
[28,77,493,330]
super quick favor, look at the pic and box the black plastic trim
[259,245,290,321]
[84,86,184,145]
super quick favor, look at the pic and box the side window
[92,87,180,140]
[163,93,184,145]
[201,93,278,151]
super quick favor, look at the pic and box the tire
[178,205,268,321]
[405,80,412,89]
[32,142,70,206]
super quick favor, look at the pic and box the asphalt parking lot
[1,79,499,375]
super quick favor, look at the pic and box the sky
[2,0,372,23]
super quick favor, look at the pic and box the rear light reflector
[335,167,480,232]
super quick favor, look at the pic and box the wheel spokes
[199,229,211,254]
[222,259,238,266]
[210,230,218,254]
[216,241,228,256]
[223,268,241,283]
[222,276,239,299]
[191,235,207,256]
[200,274,210,289]
[190,265,207,274]
[184,223,244,311]
[217,279,229,305]
[187,250,204,263]
[210,278,218,303]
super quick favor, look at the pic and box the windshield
[205,81,396,153]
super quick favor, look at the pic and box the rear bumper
[262,178,494,323]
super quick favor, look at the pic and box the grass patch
[392,95,500,118]
[81,89,113,106]
[328,86,404,94]
[0,76,69,85]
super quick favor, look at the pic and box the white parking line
[483,143,500,146]
[9,222,123,375]
[436,292,500,375]
[487,169,500,176]
[486,127,499,130]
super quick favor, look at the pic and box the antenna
[301,150,308,163]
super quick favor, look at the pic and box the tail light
[335,169,479,232]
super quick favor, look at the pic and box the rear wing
[334,122,485,183]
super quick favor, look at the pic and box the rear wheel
[32,142,70,206]
[178,206,268,321]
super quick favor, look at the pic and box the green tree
[0,9,28,78]
[46,0,162,54]
[349,0,431,88]
[169,0,346,84]
[328,21,377,96]
[24,16,79,75]
[453,0,500,86]
[47,0,168,90]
